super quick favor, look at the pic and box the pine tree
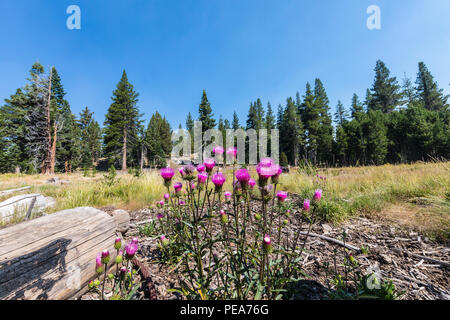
[232,111,240,130]
[369,60,403,113]
[103,70,142,170]
[350,94,364,120]
[51,67,81,172]
[415,62,449,111]
[79,107,102,167]
[265,102,275,130]
[24,62,52,174]
[334,100,348,127]
[198,90,215,132]
[302,82,319,163]
[0,88,28,172]
[313,79,333,165]
[402,75,416,107]
[246,102,257,130]
[280,97,304,165]
[145,112,171,167]
[276,104,284,129]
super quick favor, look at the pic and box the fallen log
[299,231,362,253]
[390,247,450,268]
[0,186,31,197]
[0,207,130,300]
[0,194,55,223]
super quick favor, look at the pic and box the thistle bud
[160,235,169,247]
[96,254,104,274]
[115,250,123,264]
[114,237,122,250]
[263,235,272,253]
[220,210,228,224]
[101,249,110,265]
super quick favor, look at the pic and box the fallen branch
[298,231,361,253]
[0,186,31,197]
[390,247,450,268]
[24,196,37,221]
[132,257,157,300]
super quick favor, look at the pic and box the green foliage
[198,90,216,132]
[325,243,404,300]
[103,165,120,187]
[145,112,171,168]
[103,70,142,169]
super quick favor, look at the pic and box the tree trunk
[140,144,144,171]
[50,123,58,174]
[42,68,53,175]
[122,127,127,171]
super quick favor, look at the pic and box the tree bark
[122,127,127,171]
[50,123,58,174]
[42,68,53,175]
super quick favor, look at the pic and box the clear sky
[0,0,449,129]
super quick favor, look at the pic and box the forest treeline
[0,60,448,174]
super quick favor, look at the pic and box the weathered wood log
[111,209,130,234]
[0,186,31,197]
[0,207,130,300]
[0,194,56,223]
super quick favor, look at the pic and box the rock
[321,223,332,234]
[46,177,70,185]
[380,254,392,264]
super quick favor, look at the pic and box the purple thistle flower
[125,241,138,259]
[235,168,251,187]
[160,167,174,181]
[204,158,216,172]
[212,172,226,190]
[314,189,322,201]
[303,199,311,211]
[276,191,288,202]
[197,172,208,184]
[197,164,206,173]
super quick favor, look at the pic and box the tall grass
[1,162,448,240]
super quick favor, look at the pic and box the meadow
[1,161,449,241]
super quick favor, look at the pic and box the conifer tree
[103,70,142,170]
[145,112,171,167]
[334,100,348,127]
[265,102,275,130]
[369,60,403,113]
[198,90,216,132]
[0,88,28,172]
[280,98,304,165]
[302,82,319,163]
[79,107,102,167]
[415,62,449,111]
[350,94,364,119]
[232,111,240,130]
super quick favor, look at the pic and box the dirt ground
[82,196,450,300]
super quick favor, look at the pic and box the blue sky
[0,0,449,128]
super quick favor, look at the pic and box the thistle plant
[89,237,140,300]
[154,153,323,300]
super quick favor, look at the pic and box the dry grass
[0,161,449,240]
